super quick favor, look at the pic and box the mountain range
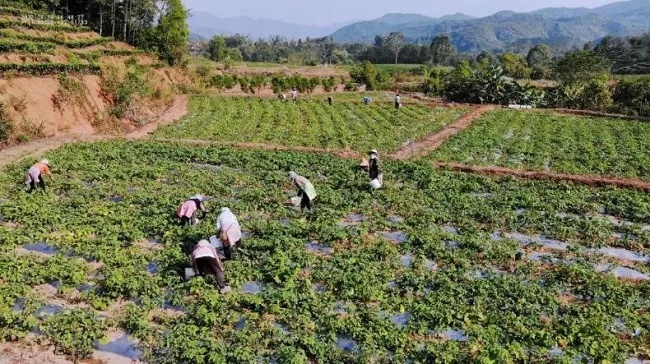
[331,0,650,52]
[188,0,650,52]
[188,11,356,40]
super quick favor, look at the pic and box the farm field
[430,109,650,180]
[1,141,649,363]
[153,95,469,153]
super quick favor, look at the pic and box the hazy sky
[182,0,621,25]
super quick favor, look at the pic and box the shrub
[209,74,238,91]
[321,76,337,92]
[350,61,390,91]
[612,76,650,117]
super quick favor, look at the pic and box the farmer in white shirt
[215,207,243,260]
[289,171,317,212]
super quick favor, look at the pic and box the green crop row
[0,19,91,32]
[0,62,100,75]
[0,30,112,48]
[430,109,650,180]
[153,95,470,153]
[0,39,54,53]
[0,140,648,362]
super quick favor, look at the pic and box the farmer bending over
[216,207,243,260]
[363,96,372,105]
[177,194,206,226]
[394,93,401,109]
[26,159,53,193]
[368,149,383,189]
[289,171,317,212]
[191,239,231,293]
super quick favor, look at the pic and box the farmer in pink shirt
[191,239,231,293]
[176,194,207,226]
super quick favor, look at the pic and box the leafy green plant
[41,309,106,359]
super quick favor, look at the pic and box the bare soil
[0,95,189,169]
[390,105,497,160]
[434,162,650,192]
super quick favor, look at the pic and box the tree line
[197,31,650,77]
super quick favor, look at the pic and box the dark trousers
[195,257,225,289]
[223,239,242,260]
[29,176,45,193]
[300,194,312,211]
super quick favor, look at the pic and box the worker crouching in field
[368,149,383,190]
[177,194,207,226]
[191,239,231,293]
[216,207,243,260]
[26,159,53,193]
[289,171,317,212]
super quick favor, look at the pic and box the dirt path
[390,105,497,160]
[550,108,650,122]
[0,95,189,169]
[434,162,650,192]
[126,95,189,138]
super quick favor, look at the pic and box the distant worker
[328,96,333,105]
[289,171,317,212]
[363,96,372,105]
[278,93,286,102]
[368,149,383,189]
[177,194,206,226]
[394,93,401,109]
[191,239,231,293]
[216,207,243,260]
[26,159,53,193]
[291,87,298,102]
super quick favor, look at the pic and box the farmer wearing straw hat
[368,149,383,189]
[191,239,231,293]
[26,159,53,193]
[177,194,207,226]
[215,207,243,260]
[289,171,317,212]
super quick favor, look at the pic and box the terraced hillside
[0,3,191,146]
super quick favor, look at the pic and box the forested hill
[331,0,650,52]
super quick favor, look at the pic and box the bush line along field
[430,109,650,180]
[1,141,649,362]
[153,95,469,153]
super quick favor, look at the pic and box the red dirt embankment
[435,162,650,192]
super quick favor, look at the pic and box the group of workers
[177,148,382,293]
[184,205,243,293]
[24,139,384,296]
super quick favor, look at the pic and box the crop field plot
[153,95,469,153]
[1,141,649,362]
[430,109,650,180]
